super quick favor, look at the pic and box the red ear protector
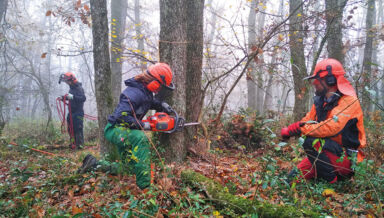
[146,70,166,92]
[314,65,337,86]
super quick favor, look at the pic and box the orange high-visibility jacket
[300,95,366,162]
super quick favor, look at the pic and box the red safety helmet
[59,72,78,84]
[146,63,175,93]
[304,58,356,97]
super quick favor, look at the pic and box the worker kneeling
[282,58,366,184]
[78,63,175,190]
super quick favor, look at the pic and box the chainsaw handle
[163,108,180,133]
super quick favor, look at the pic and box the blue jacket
[68,82,86,115]
[108,78,163,129]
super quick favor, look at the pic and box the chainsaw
[142,109,200,133]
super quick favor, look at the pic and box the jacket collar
[313,91,342,122]
[124,78,152,95]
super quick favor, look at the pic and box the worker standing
[59,72,86,149]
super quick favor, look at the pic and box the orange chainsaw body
[143,112,176,132]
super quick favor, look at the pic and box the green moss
[181,170,319,217]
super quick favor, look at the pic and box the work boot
[77,154,98,174]
[284,168,299,186]
[69,143,76,150]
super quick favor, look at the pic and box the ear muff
[146,80,161,92]
[146,70,167,92]
[325,65,337,86]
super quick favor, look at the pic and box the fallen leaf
[37,207,45,218]
[68,189,74,198]
[72,206,82,215]
[322,189,336,197]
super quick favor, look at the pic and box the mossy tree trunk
[181,170,318,217]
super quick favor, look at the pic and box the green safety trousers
[104,122,151,189]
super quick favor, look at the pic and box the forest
[0,0,384,217]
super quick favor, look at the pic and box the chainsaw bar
[176,118,200,131]
[183,122,200,126]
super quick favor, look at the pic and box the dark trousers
[298,137,352,182]
[67,112,84,146]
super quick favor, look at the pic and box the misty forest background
[0,0,384,217]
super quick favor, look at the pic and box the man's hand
[67,93,74,100]
[280,121,303,139]
[142,122,152,130]
[280,127,290,139]
[161,102,173,114]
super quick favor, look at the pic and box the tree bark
[289,0,309,121]
[110,0,127,106]
[185,0,204,149]
[158,0,188,163]
[325,0,348,64]
[255,0,266,114]
[0,0,8,24]
[247,0,257,111]
[134,0,146,71]
[361,0,376,113]
[90,0,115,156]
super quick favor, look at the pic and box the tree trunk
[0,0,8,24]
[181,170,318,217]
[134,0,146,71]
[289,0,309,121]
[110,0,127,106]
[376,0,383,107]
[325,0,348,64]
[263,65,274,113]
[159,0,188,163]
[361,0,376,114]
[255,0,266,114]
[247,0,257,111]
[185,0,204,149]
[90,0,115,156]
[263,0,284,113]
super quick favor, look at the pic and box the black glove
[161,102,173,114]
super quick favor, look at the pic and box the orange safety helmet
[146,63,175,93]
[303,58,356,97]
[59,72,78,84]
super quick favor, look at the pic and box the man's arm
[70,86,86,103]
[300,96,360,138]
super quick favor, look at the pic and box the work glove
[67,93,74,100]
[161,102,173,114]
[142,122,152,130]
[280,121,303,139]
[60,95,67,100]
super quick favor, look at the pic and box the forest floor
[0,117,383,217]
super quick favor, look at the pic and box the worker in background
[281,58,366,184]
[78,63,174,190]
[59,72,86,149]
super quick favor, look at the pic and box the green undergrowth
[0,116,383,217]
